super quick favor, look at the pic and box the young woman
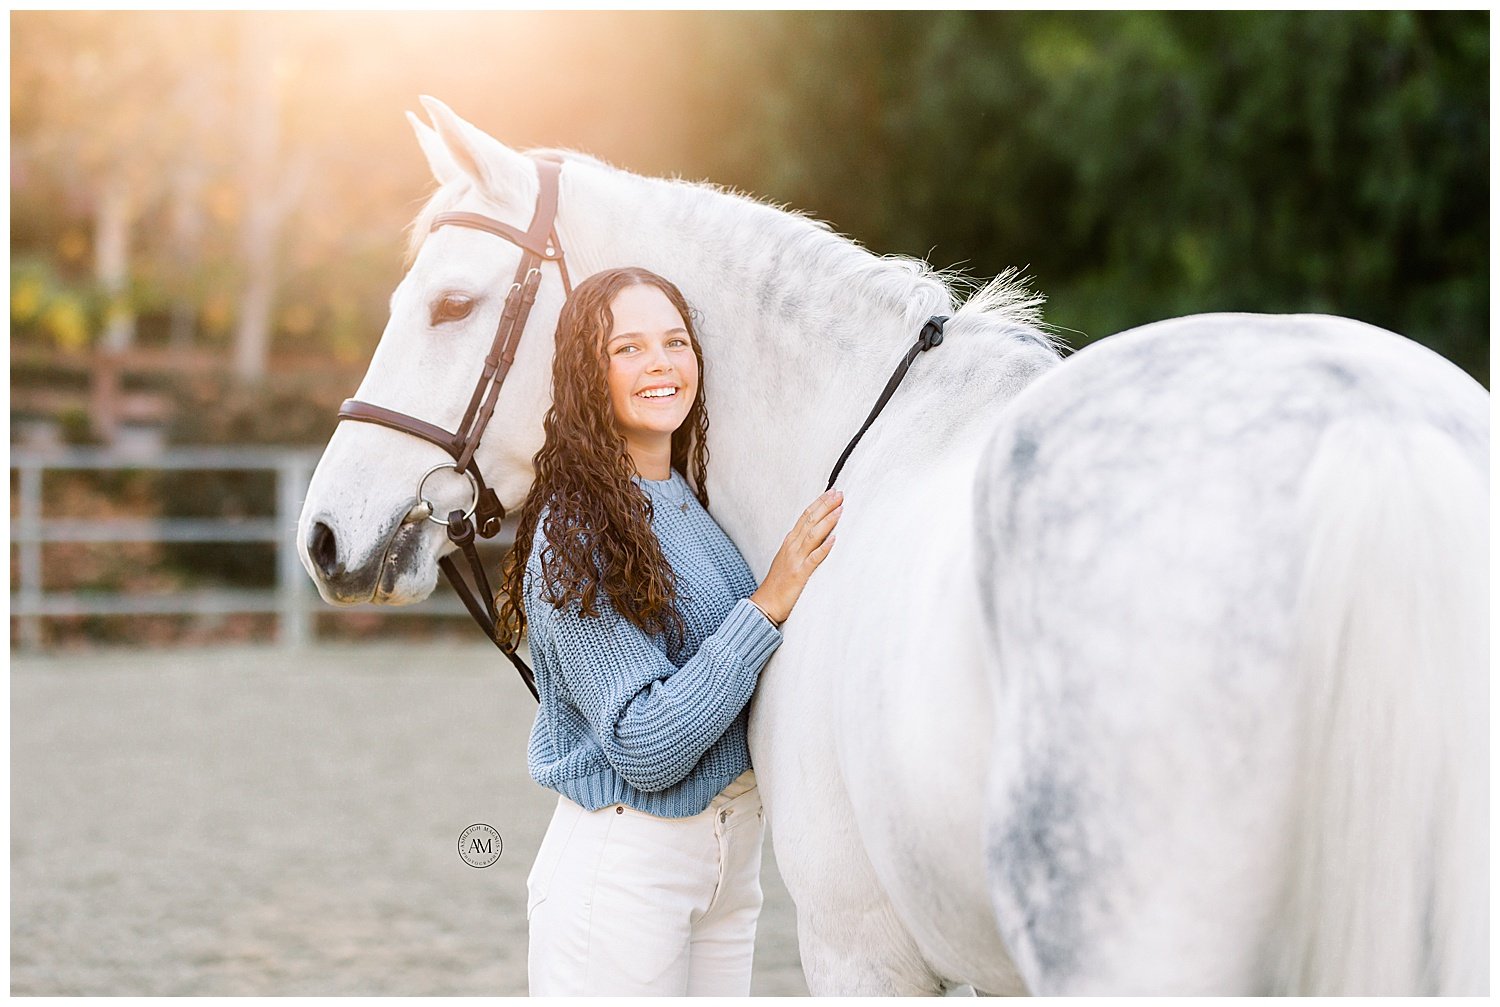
[495,266,842,995]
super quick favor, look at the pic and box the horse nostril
[309,520,343,580]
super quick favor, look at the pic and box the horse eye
[431,294,475,326]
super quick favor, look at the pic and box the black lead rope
[825,315,947,491]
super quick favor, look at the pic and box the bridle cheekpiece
[335,156,573,700]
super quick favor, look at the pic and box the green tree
[685,11,1488,385]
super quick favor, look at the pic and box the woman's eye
[431,295,475,325]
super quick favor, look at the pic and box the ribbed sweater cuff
[720,596,782,671]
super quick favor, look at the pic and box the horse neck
[559,167,1041,559]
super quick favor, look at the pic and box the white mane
[404,146,1065,355]
[637,165,1061,353]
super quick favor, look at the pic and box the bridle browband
[335,153,948,704]
[336,156,572,701]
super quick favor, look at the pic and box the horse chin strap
[336,156,573,702]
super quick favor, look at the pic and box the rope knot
[918,315,949,351]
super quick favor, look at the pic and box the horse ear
[407,110,461,187]
[417,95,534,205]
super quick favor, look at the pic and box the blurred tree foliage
[10,10,1488,398]
[10,11,726,401]
[686,11,1488,382]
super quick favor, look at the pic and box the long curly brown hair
[495,267,711,657]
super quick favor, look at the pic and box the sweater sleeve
[535,588,782,793]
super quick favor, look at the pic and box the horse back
[970,313,1486,993]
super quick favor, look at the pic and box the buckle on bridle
[476,486,504,538]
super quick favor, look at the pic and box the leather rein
[336,155,946,701]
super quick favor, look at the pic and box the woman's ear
[416,95,537,209]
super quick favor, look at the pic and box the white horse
[298,97,1488,995]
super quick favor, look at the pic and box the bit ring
[416,462,480,526]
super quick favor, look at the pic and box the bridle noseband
[336,156,572,700]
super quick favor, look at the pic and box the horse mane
[405,146,1064,354]
[636,164,1063,353]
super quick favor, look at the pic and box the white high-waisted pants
[526,768,765,995]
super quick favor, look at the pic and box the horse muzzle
[302,513,435,605]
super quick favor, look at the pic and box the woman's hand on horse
[751,488,843,625]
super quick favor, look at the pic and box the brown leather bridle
[335,156,571,700]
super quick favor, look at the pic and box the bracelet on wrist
[749,598,782,629]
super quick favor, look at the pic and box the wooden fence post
[17,462,44,649]
[277,454,314,648]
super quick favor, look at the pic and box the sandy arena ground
[11,643,813,995]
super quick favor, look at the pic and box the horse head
[298,97,581,605]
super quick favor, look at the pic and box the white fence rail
[10,447,473,649]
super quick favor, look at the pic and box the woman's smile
[604,283,701,477]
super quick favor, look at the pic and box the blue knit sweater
[522,468,782,818]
